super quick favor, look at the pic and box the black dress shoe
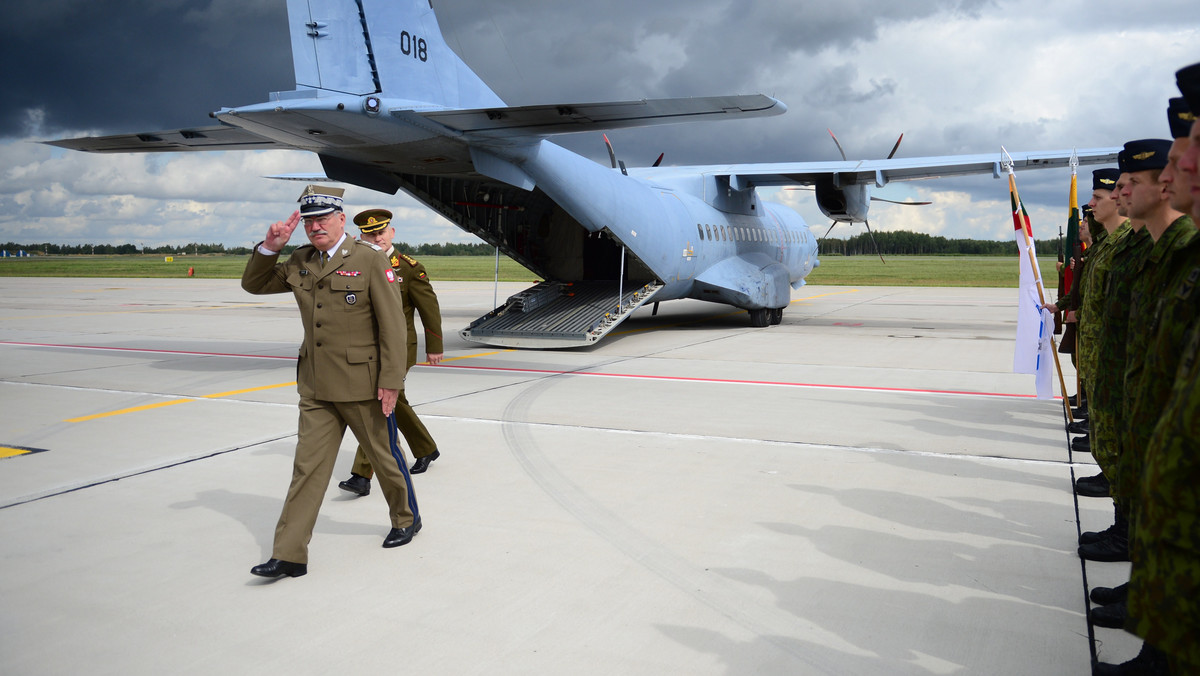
[410,450,440,474]
[1090,582,1129,606]
[383,518,422,548]
[1073,405,1088,419]
[251,558,307,578]
[1068,420,1090,434]
[1090,601,1127,628]
[1079,533,1130,562]
[338,473,371,496]
[1072,435,1091,452]
[1075,473,1110,498]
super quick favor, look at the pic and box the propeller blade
[603,134,618,170]
[870,197,931,206]
[652,153,664,167]
[886,133,905,160]
[821,222,838,240]
[864,221,886,264]
[827,128,848,161]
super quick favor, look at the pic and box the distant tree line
[1,241,499,257]
[6,233,1061,258]
[817,230,1063,257]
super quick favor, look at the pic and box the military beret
[298,185,344,217]
[1177,62,1200,114]
[1092,168,1120,192]
[354,209,393,233]
[1168,97,1195,140]
[1117,139,1171,173]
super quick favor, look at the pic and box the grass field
[0,253,1057,287]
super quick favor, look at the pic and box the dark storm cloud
[1,0,291,137]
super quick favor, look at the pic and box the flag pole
[1068,150,1082,416]
[1002,148,1073,421]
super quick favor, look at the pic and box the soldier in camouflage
[1079,143,1161,564]
[1095,63,1200,676]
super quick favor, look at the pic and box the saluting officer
[338,208,445,497]
[242,186,421,579]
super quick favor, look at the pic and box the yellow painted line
[1,445,49,459]
[200,382,296,399]
[65,381,297,423]
[66,399,191,423]
[430,350,514,364]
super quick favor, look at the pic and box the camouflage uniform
[1089,226,1153,483]
[1061,220,1108,386]
[1077,223,1121,393]
[1119,217,1198,516]
[1128,309,1200,672]
[1077,222,1130,474]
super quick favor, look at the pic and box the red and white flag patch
[385,269,396,283]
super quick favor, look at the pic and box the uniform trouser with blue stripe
[272,397,418,563]
[350,388,438,475]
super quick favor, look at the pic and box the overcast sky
[1,0,1195,248]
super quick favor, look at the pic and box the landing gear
[749,307,784,328]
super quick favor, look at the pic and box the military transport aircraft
[50,0,1119,349]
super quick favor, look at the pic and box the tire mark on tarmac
[499,370,853,672]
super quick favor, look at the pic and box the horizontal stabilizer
[420,95,785,138]
[45,125,285,153]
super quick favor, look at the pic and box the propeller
[604,134,663,174]
[603,134,626,175]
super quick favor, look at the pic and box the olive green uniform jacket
[242,240,416,562]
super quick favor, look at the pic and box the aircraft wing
[44,124,288,153]
[418,94,785,138]
[664,147,1122,188]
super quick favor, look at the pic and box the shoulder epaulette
[400,254,419,267]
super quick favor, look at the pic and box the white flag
[1013,235,1042,376]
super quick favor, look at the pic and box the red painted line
[432,363,1043,400]
[0,341,1045,400]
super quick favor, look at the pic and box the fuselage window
[697,224,704,240]
[705,224,712,240]
[721,225,728,241]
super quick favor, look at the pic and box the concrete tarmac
[0,278,1135,674]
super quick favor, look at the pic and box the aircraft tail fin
[284,0,505,109]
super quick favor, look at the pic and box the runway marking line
[2,336,1041,423]
[1,445,49,460]
[63,382,296,423]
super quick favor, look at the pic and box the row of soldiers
[1048,62,1200,675]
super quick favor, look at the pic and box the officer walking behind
[242,186,421,579]
[338,208,445,497]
